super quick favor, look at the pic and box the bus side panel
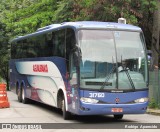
[10,57,67,108]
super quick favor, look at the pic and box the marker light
[80,97,99,104]
[118,18,126,24]
[134,98,149,103]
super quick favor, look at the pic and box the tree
[0,0,40,89]
[152,1,160,67]
[3,0,58,37]
[54,0,157,47]
[0,22,10,90]
[0,0,59,89]
[69,0,157,47]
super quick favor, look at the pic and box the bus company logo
[33,64,48,73]
[115,97,120,103]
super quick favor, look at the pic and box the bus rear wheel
[17,88,22,102]
[62,98,72,120]
[21,86,29,104]
[114,114,123,120]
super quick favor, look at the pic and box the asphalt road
[0,91,160,132]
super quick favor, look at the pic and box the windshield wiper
[123,68,135,90]
[100,66,135,91]
[100,66,116,90]
[120,56,135,90]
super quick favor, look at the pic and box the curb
[147,109,160,116]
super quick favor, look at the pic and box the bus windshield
[78,30,148,91]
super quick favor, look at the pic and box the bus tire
[21,85,29,104]
[17,88,22,102]
[114,114,123,120]
[62,97,72,120]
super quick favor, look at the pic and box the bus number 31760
[89,93,105,98]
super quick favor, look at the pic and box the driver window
[70,54,77,85]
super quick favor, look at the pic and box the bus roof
[11,21,142,42]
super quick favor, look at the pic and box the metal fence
[149,69,160,108]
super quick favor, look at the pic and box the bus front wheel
[62,98,72,120]
[114,114,123,120]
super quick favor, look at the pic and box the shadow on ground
[22,99,137,124]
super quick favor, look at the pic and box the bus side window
[11,42,17,59]
[66,28,76,71]
[53,30,65,57]
[44,33,53,56]
[53,35,59,56]
[22,40,28,58]
[16,41,23,58]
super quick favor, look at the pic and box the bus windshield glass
[78,30,148,91]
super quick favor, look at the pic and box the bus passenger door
[67,53,79,114]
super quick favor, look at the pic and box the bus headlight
[80,97,99,104]
[134,98,149,103]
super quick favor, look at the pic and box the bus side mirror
[73,51,79,67]
[147,50,154,71]
[73,45,81,67]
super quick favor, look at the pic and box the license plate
[111,108,123,112]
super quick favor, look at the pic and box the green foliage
[149,98,159,109]
[1,0,158,39]
[0,21,10,89]
[3,0,58,37]
[53,0,75,22]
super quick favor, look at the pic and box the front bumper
[78,102,148,115]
